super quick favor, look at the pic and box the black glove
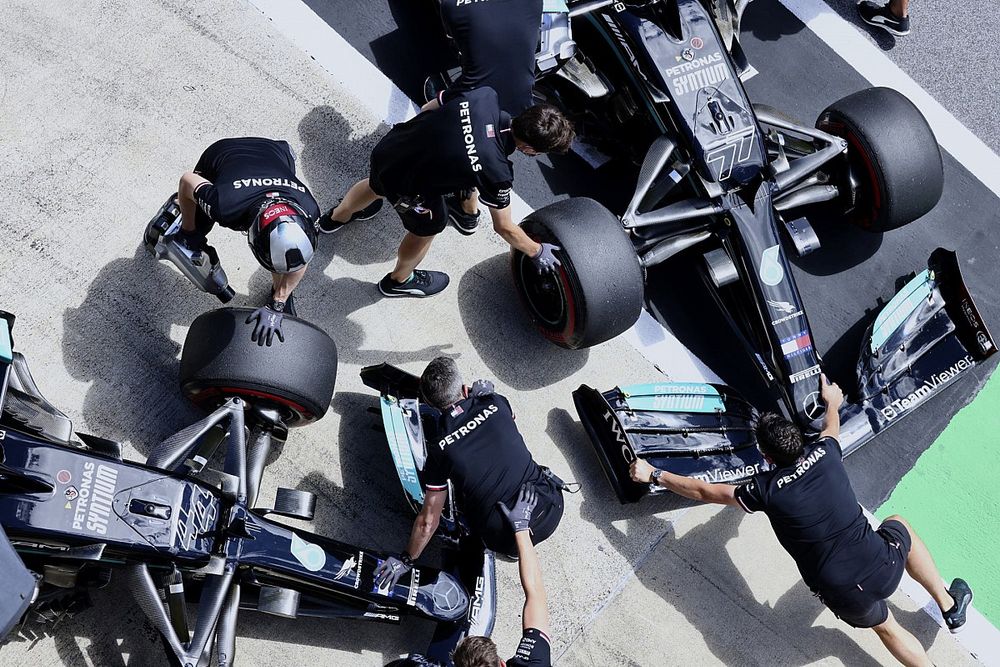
[246,302,285,346]
[498,483,538,533]
[374,554,413,590]
[530,243,561,274]
[469,379,494,397]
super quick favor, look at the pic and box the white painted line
[780,0,1000,199]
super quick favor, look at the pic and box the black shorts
[368,173,448,237]
[479,475,565,557]
[818,519,912,628]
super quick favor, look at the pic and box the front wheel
[817,87,943,232]
[512,198,644,350]
[179,308,338,426]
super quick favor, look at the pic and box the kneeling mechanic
[375,356,566,593]
[175,137,321,345]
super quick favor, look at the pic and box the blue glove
[530,243,562,274]
[246,304,285,346]
[498,483,538,533]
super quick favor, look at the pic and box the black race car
[501,0,996,500]
[0,309,494,665]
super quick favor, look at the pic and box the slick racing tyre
[512,197,644,349]
[179,308,337,426]
[817,87,943,232]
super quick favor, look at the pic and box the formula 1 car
[0,309,494,665]
[502,0,997,500]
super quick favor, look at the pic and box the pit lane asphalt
[303,0,1000,508]
[0,0,993,666]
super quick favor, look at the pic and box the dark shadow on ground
[456,253,589,390]
[60,246,206,456]
[743,0,807,43]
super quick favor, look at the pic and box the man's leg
[391,233,435,282]
[885,515,953,612]
[872,612,932,667]
[330,179,381,223]
[890,0,909,17]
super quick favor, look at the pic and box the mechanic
[429,0,544,234]
[629,375,973,667]
[175,137,321,345]
[383,484,553,667]
[374,356,566,584]
[858,0,910,36]
[319,88,574,297]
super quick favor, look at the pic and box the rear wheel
[512,198,644,349]
[817,87,943,232]
[179,308,337,426]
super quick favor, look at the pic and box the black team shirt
[440,0,543,114]
[422,393,543,533]
[369,87,515,209]
[735,437,895,592]
[193,137,319,229]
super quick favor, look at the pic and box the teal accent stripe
[621,382,724,413]
[380,396,424,504]
[0,318,12,364]
[871,269,933,353]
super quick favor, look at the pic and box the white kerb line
[786,1,1000,661]
[780,0,1000,199]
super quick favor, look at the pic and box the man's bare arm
[515,531,551,638]
[818,374,844,441]
[404,489,447,560]
[631,459,738,506]
[178,172,211,232]
[271,267,306,303]
[489,206,541,257]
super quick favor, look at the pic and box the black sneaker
[319,198,384,234]
[857,1,910,36]
[173,228,207,265]
[378,270,450,298]
[446,194,481,235]
[942,578,973,633]
[423,73,447,104]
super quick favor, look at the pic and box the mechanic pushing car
[428,0,544,234]
[630,375,974,667]
[374,356,566,588]
[174,136,321,345]
[319,88,574,297]
[385,483,553,667]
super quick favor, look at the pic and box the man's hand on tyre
[530,243,562,274]
[374,555,412,590]
[246,303,285,346]
[498,483,538,533]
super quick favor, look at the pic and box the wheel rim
[516,253,567,328]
